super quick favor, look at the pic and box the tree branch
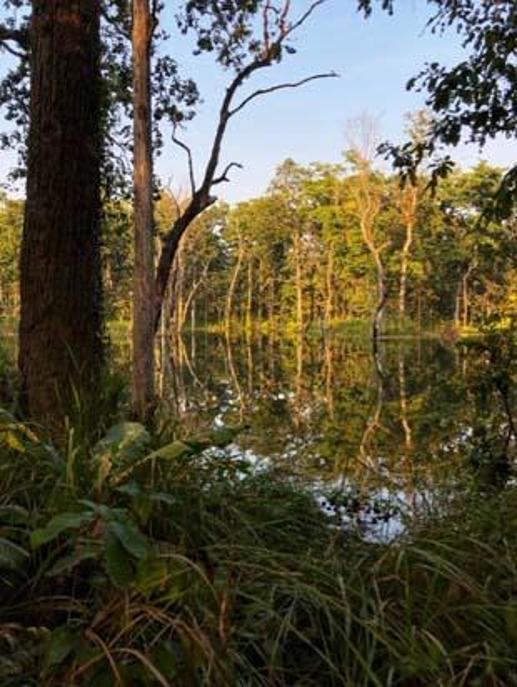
[283,0,328,41]
[229,71,338,118]
[212,162,243,185]
[171,129,196,197]
[153,0,332,331]
[0,24,29,54]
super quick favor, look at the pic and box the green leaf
[107,519,150,560]
[144,440,194,461]
[94,421,151,459]
[31,511,94,549]
[135,557,169,594]
[103,528,135,588]
[93,421,151,485]
[45,626,77,669]
[0,537,29,570]
[0,504,29,525]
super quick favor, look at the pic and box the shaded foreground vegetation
[0,385,516,685]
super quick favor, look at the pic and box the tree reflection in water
[151,330,514,536]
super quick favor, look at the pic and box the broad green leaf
[104,528,134,588]
[4,430,25,452]
[31,511,94,549]
[45,626,77,669]
[107,519,150,560]
[144,440,194,462]
[0,537,29,570]
[135,557,169,594]
[0,505,29,525]
[93,421,151,486]
[94,421,151,462]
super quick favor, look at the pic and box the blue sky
[1,0,516,203]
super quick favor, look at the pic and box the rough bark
[131,0,155,421]
[19,1,103,428]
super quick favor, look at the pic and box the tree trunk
[19,1,103,428]
[371,249,388,355]
[399,219,413,321]
[294,230,304,333]
[245,258,253,334]
[131,0,155,421]
[325,243,334,329]
[225,241,244,335]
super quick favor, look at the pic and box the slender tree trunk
[19,1,103,428]
[462,266,473,328]
[225,241,244,334]
[132,0,155,421]
[294,230,304,333]
[325,243,334,330]
[454,279,462,328]
[245,258,253,334]
[399,219,413,321]
[371,249,388,355]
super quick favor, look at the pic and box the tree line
[3,153,513,339]
[104,156,516,337]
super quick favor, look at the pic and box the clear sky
[1,0,516,203]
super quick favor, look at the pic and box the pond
[137,330,514,539]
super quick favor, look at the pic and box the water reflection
[157,332,503,496]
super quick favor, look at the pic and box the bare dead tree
[154,0,336,331]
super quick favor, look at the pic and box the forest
[0,1,515,685]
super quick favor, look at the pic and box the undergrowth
[0,411,516,686]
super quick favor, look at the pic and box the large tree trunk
[132,0,155,421]
[19,1,103,428]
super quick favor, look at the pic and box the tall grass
[0,410,516,685]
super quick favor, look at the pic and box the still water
[138,331,513,538]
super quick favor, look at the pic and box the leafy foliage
[0,412,516,684]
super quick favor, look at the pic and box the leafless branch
[0,23,29,54]
[0,41,24,59]
[283,0,328,40]
[229,71,337,118]
[279,0,291,34]
[171,129,196,197]
[213,162,244,185]
[154,0,332,331]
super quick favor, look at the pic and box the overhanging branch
[229,71,338,118]
[212,162,243,185]
[171,129,196,197]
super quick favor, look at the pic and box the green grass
[0,409,516,685]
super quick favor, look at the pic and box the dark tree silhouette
[19,1,104,428]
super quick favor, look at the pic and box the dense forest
[2,158,515,334]
[0,1,515,685]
